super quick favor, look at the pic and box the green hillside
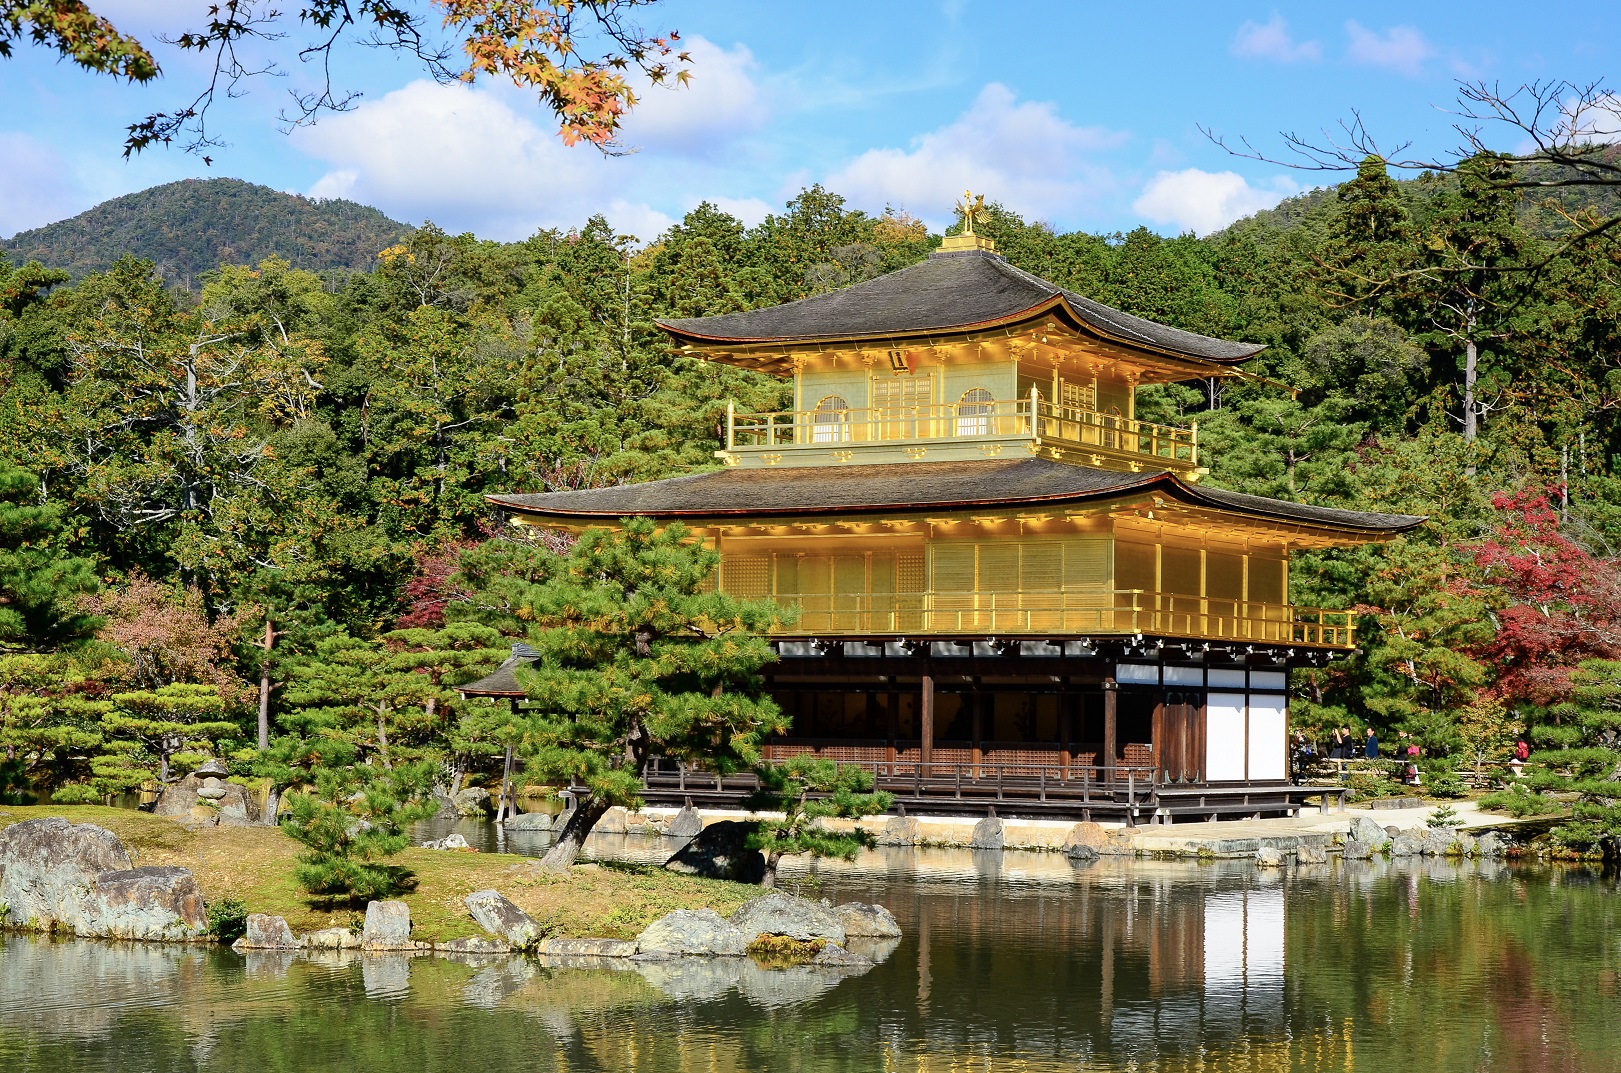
[0,178,411,286]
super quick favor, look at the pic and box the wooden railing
[726,393,1196,466]
[759,589,1355,648]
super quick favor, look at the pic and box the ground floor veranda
[641,637,1343,823]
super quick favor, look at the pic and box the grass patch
[0,805,759,944]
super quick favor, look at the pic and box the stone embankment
[0,818,209,940]
[238,887,902,972]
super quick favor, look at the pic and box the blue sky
[2,1,1618,243]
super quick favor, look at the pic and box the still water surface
[0,840,1617,1073]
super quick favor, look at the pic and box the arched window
[955,387,995,437]
[812,395,851,443]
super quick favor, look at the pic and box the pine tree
[0,462,99,649]
[467,518,790,870]
[745,755,892,888]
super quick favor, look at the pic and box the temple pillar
[920,675,935,778]
[970,686,983,778]
[1103,678,1118,782]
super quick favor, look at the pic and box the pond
[0,841,1617,1073]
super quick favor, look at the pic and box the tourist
[1364,727,1380,760]
[1329,727,1346,760]
[1404,739,1422,786]
[1291,733,1315,782]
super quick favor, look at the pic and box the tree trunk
[257,619,274,751]
[761,851,783,889]
[497,745,514,824]
[449,757,466,798]
[376,715,391,768]
[538,797,611,872]
[1463,336,1479,444]
[264,784,282,825]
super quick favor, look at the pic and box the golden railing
[759,589,1354,648]
[727,393,1197,465]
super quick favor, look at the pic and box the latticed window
[1060,379,1095,413]
[812,395,850,443]
[872,373,932,439]
[955,387,995,436]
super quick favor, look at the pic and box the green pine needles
[464,518,792,871]
[745,755,894,888]
[281,761,439,905]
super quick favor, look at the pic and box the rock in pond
[969,816,1006,850]
[503,811,554,831]
[1342,839,1373,860]
[834,902,901,939]
[451,788,490,817]
[305,927,361,950]
[663,820,765,883]
[439,935,512,955]
[70,866,209,941]
[595,807,630,834]
[664,805,704,838]
[1390,832,1425,858]
[876,815,917,846]
[362,900,413,948]
[1348,816,1392,849]
[1475,831,1507,859]
[1255,846,1285,867]
[0,818,132,929]
[730,892,845,944]
[537,938,638,958]
[465,890,541,950]
[238,913,301,950]
[636,909,747,957]
[1296,842,1329,865]
[1422,828,1460,857]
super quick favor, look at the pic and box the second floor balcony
[718,392,1199,475]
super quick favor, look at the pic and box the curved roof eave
[485,467,1424,536]
[657,293,1265,368]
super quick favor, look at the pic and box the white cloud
[707,196,775,228]
[1232,15,1321,63]
[1563,91,1621,145]
[288,35,772,241]
[1132,169,1298,236]
[1345,22,1434,78]
[616,38,770,156]
[823,84,1128,227]
[0,133,86,238]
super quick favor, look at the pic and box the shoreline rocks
[466,890,542,950]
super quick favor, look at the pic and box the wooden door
[1155,691,1204,784]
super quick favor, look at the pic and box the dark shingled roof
[457,643,539,697]
[487,458,1424,534]
[657,248,1265,364]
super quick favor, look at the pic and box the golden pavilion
[485,206,1420,821]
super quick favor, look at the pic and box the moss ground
[0,805,757,943]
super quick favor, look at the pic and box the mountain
[0,178,412,287]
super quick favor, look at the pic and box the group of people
[1290,727,1427,784]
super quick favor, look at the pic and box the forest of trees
[3,161,1621,857]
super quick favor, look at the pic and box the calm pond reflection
[1,848,1617,1072]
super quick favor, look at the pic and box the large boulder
[239,913,301,950]
[1390,831,1425,858]
[1255,846,1285,867]
[1342,839,1373,860]
[595,807,630,834]
[664,820,765,883]
[1422,828,1461,857]
[1475,831,1507,859]
[0,818,132,929]
[465,889,542,950]
[421,833,471,851]
[361,900,413,948]
[1062,821,1130,859]
[876,816,917,846]
[636,909,748,957]
[1348,816,1392,849]
[834,902,901,939]
[729,892,845,944]
[450,788,490,817]
[1297,842,1328,865]
[665,805,704,838]
[305,926,361,950]
[69,866,208,941]
[504,811,554,832]
[969,816,1005,850]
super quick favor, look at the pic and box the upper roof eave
[659,293,1266,369]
